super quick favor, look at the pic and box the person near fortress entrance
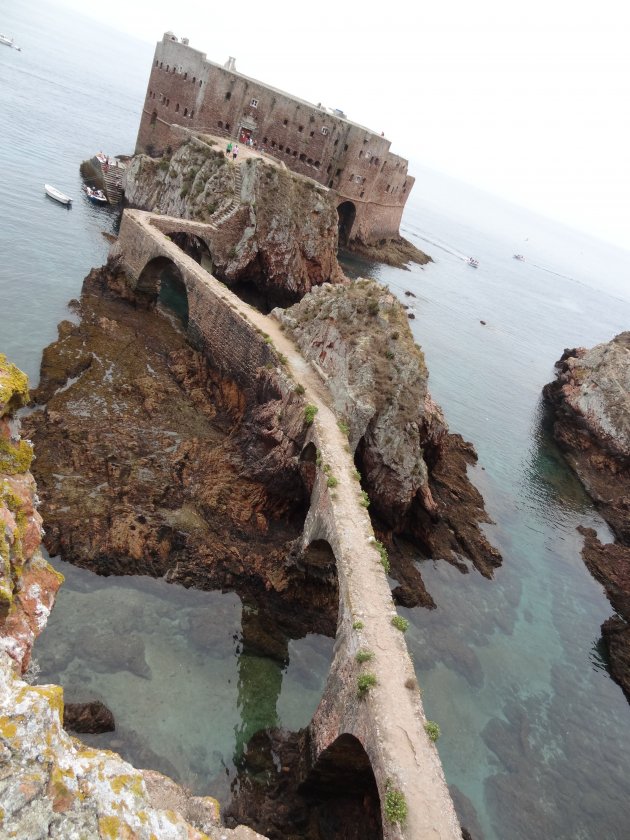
[232,144,238,161]
[226,141,232,157]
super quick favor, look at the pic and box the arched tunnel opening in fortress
[337,201,356,247]
[136,255,189,327]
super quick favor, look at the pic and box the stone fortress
[136,32,415,246]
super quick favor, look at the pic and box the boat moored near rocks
[44,184,72,206]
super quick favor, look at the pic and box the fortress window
[190,110,194,118]
[199,80,202,87]
[327,164,332,173]
[360,191,365,198]
[344,144,348,151]
[283,118,288,126]
[166,65,169,72]
[175,103,179,112]
[286,147,291,154]
[279,144,284,151]
[300,153,306,162]
[155,60,158,67]
[293,151,297,157]
[307,158,313,165]
[263,136,268,144]
[271,140,277,148]
[166,99,170,106]
[250,98,259,108]
[225,122,230,130]
[184,72,187,80]
[334,138,339,146]
[321,127,329,135]
[218,120,223,128]
[309,130,314,137]
[314,160,320,168]
[184,108,188,116]
[160,62,163,69]
[225,91,231,100]
[298,125,303,132]
[336,169,341,177]
[150,110,157,126]
[386,184,391,192]
[192,76,196,83]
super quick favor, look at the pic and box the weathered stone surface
[63,700,115,734]
[124,137,344,305]
[0,354,270,840]
[276,278,501,598]
[544,334,630,702]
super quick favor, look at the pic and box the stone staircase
[91,156,126,205]
[206,165,242,230]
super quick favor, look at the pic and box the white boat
[85,186,108,204]
[467,257,479,268]
[44,184,72,205]
[0,33,21,50]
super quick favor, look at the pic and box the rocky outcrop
[0,354,268,840]
[276,279,501,604]
[543,332,630,701]
[24,264,338,642]
[123,137,344,305]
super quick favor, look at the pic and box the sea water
[2,1,630,835]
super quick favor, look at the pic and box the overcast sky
[55,0,629,249]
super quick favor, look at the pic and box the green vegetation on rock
[384,785,408,824]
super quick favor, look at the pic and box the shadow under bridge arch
[299,733,383,840]
[136,256,189,328]
[166,230,214,274]
[337,201,356,246]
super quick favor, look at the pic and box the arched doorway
[337,201,356,246]
[300,733,383,839]
[136,256,189,327]
[165,231,214,274]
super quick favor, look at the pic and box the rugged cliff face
[124,137,344,306]
[0,354,268,840]
[24,263,337,642]
[543,332,630,701]
[276,279,501,605]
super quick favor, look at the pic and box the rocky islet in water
[543,331,630,701]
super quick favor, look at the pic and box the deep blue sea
[2,2,630,837]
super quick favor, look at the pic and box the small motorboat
[513,254,525,261]
[44,184,72,205]
[0,33,21,50]
[467,257,479,268]
[85,186,108,204]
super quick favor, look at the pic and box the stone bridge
[111,209,461,839]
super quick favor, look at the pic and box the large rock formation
[276,279,501,606]
[543,332,630,701]
[0,354,267,840]
[24,263,338,642]
[124,136,344,306]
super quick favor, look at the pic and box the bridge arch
[337,201,356,246]
[136,256,189,327]
[300,733,383,839]
[165,230,214,273]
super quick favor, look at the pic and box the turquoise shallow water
[4,1,630,835]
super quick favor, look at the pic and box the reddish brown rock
[64,700,115,734]
[544,334,630,702]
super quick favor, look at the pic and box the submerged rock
[544,332,630,701]
[64,700,115,733]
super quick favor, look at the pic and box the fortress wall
[135,34,412,242]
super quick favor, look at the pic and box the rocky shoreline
[543,332,630,701]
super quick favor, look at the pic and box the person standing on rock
[226,141,232,157]
[232,144,238,161]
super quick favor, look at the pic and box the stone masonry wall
[135,33,414,243]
